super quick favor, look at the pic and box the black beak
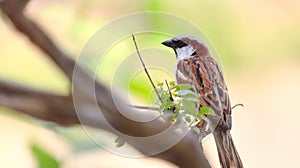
[161,39,176,49]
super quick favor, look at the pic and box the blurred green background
[1,0,300,167]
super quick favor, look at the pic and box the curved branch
[0,79,211,168]
[0,80,77,125]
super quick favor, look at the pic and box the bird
[161,34,243,168]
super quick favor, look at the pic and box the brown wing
[176,56,231,120]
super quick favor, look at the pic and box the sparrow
[162,34,243,168]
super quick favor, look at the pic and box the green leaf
[114,137,125,148]
[161,91,171,100]
[160,99,174,111]
[31,144,59,168]
[195,113,202,121]
[176,90,199,102]
[185,116,191,122]
[199,107,215,115]
[181,100,196,111]
[177,90,195,96]
[153,83,211,127]
[181,97,199,103]
[157,82,164,87]
[169,81,175,86]
[171,84,194,91]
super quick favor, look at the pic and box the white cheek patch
[175,45,195,60]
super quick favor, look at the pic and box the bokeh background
[1,0,300,167]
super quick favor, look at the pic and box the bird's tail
[213,130,243,168]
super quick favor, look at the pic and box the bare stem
[165,79,174,101]
[231,103,244,110]
[131,34,162,103]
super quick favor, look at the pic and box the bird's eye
[172,39,187,48]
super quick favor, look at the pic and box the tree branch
[0,1,211,167]
[0,80,77,125]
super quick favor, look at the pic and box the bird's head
[161,34,208,60]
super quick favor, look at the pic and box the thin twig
[165,79,174,101]
[132,34,162,103]
[165,79,177,112]
[231,103,244,110]
[130,105,159,111]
